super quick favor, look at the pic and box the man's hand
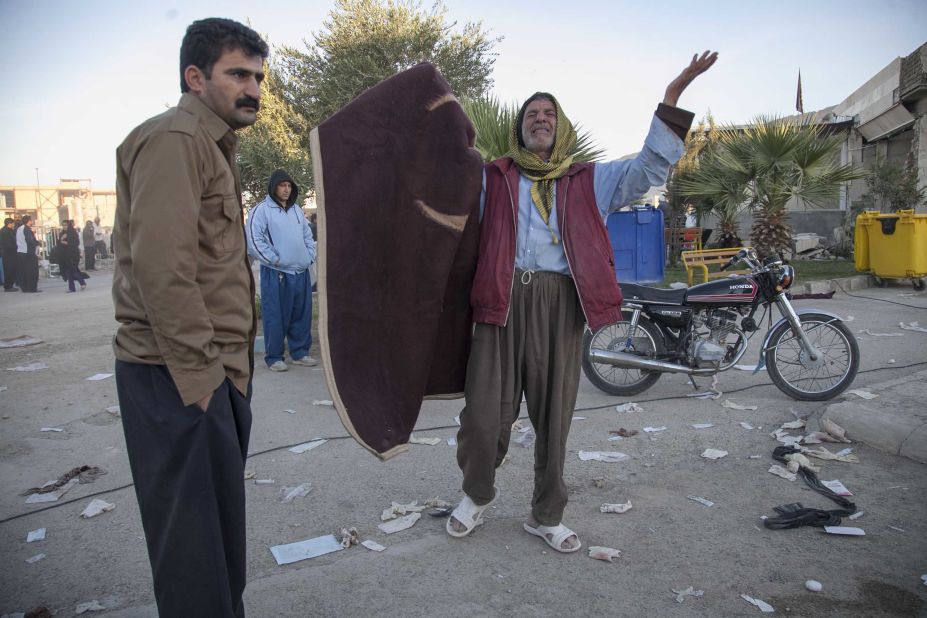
[195,392,212,413]
[663,50,718,107]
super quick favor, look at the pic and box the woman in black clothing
[59,220,87,292]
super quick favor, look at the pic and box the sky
[1,0,925,189]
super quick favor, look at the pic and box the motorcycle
[582,248,859,401]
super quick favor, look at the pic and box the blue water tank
[606,206,665,284]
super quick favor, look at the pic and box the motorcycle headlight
[775,265,794,292]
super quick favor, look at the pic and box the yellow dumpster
[855,209,927,290]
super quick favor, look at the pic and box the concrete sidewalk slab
[822,369,927,464]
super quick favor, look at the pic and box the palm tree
[460,96,605,163]
[678,116,866,258]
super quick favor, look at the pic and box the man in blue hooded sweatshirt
[247,169,318,371]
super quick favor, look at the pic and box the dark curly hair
[180,18,268,93]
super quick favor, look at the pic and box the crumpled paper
[600,501,632,514]
[701,448,728,460]
[672,586,704,603]
[381,501,426,521]
[820,419,851,443]
[339,526,359,548]
[741,594,774,612]
[377,512,420,534]
[408,435,441,446]
[768,464,797,482]
[900,321,927,333]
[578,451,630,463]
[588,546,622,562]
[75,600,107,614]
[614,403,643,413]
[785,452,820,474]
[721,400,757,411]
[279,483,311,502]
[845,389,878,400]
[802,446,859,463]
[80,499,115,518]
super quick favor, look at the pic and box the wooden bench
[665,227,703,252]
[681,247,753,286]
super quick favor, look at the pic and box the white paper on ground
[511,428,535,448]
[85,373,113,381]
[587,546,622,562]
[254,479,275,485]
[289,439,326,454]
[600,501,632,514]
[643,426,667,433]
[0,335,43,348]
[845,389,878,400]
[26,528,46,542]
[381,501,425,521]
[780,419,806,430]
[361,539,386,552]
[835,447,854,457]
[692,423,714,429]
[687,495,714,507]
[377,512,421,534]
[741,594,775,612]
[920,573,926,586]
[270,534,344,565]
[6,362,48,372]
[25,478,79,504]
[768,465,797,481]
[454,414,461,425]
[848,511,864,520]
[858,329,902,337]
[40,427,63,432]
[447,436,457,446]
[608,435,623,441]
[824,526,865,536]
[614,403,643,413]
[572,416,586,421]
[75,600,106,614]
[821,479,853,496]
[311,400,334,406]
[80,498,115,518]
[721,400,757,411]
[409,435,441,446]
[672,587,704,603]
[701,448,728,460]
[105,405,120,416]
[578,451,630,463]
[25,553,46,564]
[279,483,311,502]
[284,409,296,414]
[899,321,927,333]
[739,422,754,430]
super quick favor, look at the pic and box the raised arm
[663,50,718,108]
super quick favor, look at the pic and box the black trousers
[84,245,95,270]
[2,254,16,289]
[17,253,38,292]
[116,360,252,618]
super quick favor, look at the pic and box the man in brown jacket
[112,18,267,617]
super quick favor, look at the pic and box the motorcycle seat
[619,283,687,306]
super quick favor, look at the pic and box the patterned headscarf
[508,93,577,243]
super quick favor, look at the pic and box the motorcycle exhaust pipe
[588,348,716,376]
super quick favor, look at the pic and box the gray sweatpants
[457,270,585,526]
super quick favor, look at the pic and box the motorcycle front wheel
[765,312,860,401]
[581,319,665,396]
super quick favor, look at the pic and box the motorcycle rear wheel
[582,319,665,396]
[765,312,859,401]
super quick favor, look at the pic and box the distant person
[112,17,267,617]
[82,220,96,270]
[93,216,107,258]
[684,204,697,228]
[246,169,318,371]
[16,215,40,293]
[1,217,18,291]
[308,212,318,241]
[58,220,87,292]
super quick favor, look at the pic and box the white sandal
[446,490,497,538]
[523,522,582,553]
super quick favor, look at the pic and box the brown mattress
[310,63,483,460]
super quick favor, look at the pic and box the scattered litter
[802,446,859,463]
[85,373,113,381]
[511,420,530,432]
[921,574,927,586]
[447,436,457,446]
[0,335,43,348]
[270,534,344,565]
[785,452,819,474]
[284,409,296,415]
[747,455,762,459]
[24,478,79,504]
[687,495,714,507]
[899,321,927,333]
[805,580,823,592]
[848,511,864,520]
[381,501,426,521]
[614,403,643,413]
[740,594,774,613]
[408,435,441,446]
[289,439,326,454]
[105,405,120,416]
[23,465,106,499]
[768,465,797,481]
[454,414,461,425]
[888,525,905,533]
[835,447,853,457]
[74,600,106,614]
[844,389,878,400]
[858,329,902,337]
[888,359,896,364]
[425,498,453,517]
[610,428,638,438]
[669,281,688,289]
[361,539,386,552]
[424,498,453,509]
[739,422,754,430]
[672,587,704,603]
[600,501,632,514]
[823,526,864,536]
[845,315,855,321]
[25,553,46,564]
[643,426,667,433]
[701,449,728,460]
[0,386,6,393]
[312,400,334,406]
[587,546,621,562]
[687,389,722,400]
[721,400,757,411]
[578,451,630,463]
[40,427,63,433]
[377,512,421,534]
[572,416,586,421]
[820,419,851,443]
[608,435,623,441]
[770,429,803,447]
[279,483,311,502]
[254,479,275,485]
[801,433,823,445]
[780,419,806,430]
[339,526,359,548]
[80,499,115,518]
[691,423,714,429]
[243,470,256,480]
[27,528,46,542]
[6,362,48,372]
[511,428,535,448]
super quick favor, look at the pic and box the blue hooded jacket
[246,169,316,274]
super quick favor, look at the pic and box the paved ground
[1,271,926,617]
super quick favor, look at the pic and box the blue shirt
[480,115,684,275]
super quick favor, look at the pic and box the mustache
[236,96,260,111]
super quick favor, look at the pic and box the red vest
[470,157,624,331]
